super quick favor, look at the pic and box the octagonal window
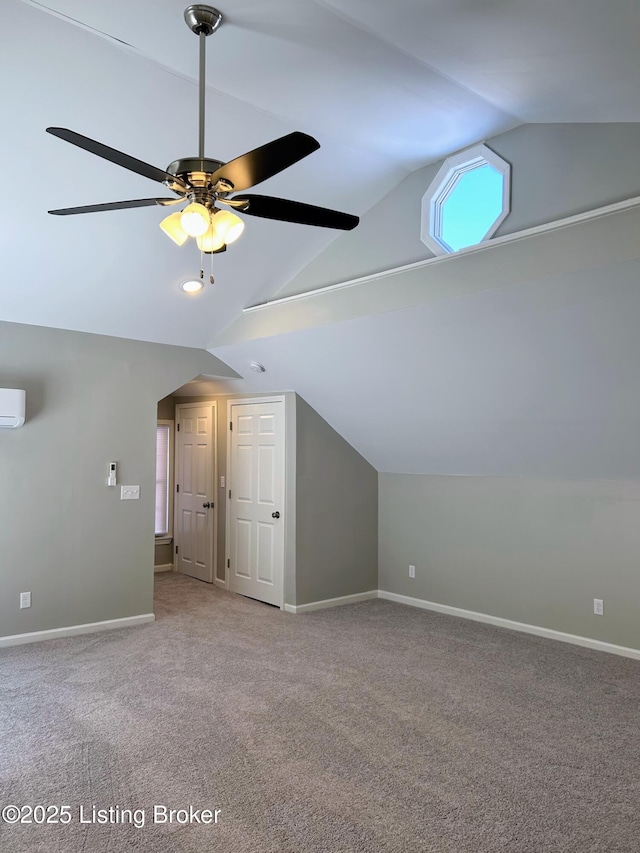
[421,144,511,255]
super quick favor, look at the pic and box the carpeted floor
[1,573,639,852]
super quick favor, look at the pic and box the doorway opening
[154,395,217,585]
[154,388,291,610]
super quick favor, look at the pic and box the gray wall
[154,543,174,567]
[157,395,175,421]
[379,473,640,649]
[0,321,234,640]
[296,396,377,605]
[279,123,640,297]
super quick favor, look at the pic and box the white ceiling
[6,0,640,476]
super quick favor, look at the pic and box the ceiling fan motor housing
[166,157,233,205]
[167,157,223,183]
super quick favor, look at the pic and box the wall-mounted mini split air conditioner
[0,388,26,428]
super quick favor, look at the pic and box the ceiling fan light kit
[46,4,359,289]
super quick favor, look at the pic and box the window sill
[155,536,173,546]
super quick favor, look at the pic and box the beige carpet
[1,573,639,852]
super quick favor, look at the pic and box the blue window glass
[440,163,503,252]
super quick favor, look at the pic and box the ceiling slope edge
[152,346,240,400]
[209,198,640,349]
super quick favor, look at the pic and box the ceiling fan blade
[48,198,182,216]
[233,194,359,231]
[46,127,188,191]
[211,132,320,192]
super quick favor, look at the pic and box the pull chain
[197,248,215,286]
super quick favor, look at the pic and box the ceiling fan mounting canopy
[45,5,359,249]
[184,5,222,37]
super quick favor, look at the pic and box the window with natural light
[155,422,173,538]
[421,143,511,256]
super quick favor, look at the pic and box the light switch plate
[121,485,140,500]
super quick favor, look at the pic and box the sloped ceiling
[199,195,640,476]
[201,252,640,478]
[5,0,640,476]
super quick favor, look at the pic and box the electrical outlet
[20,591,31,609]
[409,565,415,579]
[594,598,604,616]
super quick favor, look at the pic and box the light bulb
[179,279,204,294]
[159,211,189,246]
[180,202,210,237]
[212,210,245,244]
[196,221,225,253]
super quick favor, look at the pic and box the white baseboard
[214,577,228,590]
[378,590,640,661]
[284,590,378,614]
[154,564,174,573]
[5,588,635,661]
[0,614,155,649]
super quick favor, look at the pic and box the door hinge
[229,421,232,431]
[176,484,179,493]
[177,422,180,431]
[175,545,179,555]
[227,558,230,568]
[228,489,231,499]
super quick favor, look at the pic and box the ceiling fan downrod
[184,5,223,158]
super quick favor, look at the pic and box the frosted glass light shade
[196,222,225,253]
[159,211,189,246]
[212,210,245,244]
[180,203,210,237]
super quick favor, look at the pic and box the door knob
[272,511,280,518]
[202,502,211,508]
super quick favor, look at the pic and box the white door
[174,403,216,583]
[228,400,285,607]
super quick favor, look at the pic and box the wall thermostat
[108,462,117,487]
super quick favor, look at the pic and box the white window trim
[421,143,511,256]
[155,419,175,542]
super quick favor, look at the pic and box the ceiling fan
[46,4,359,258]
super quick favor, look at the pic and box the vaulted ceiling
[5,0,640,475]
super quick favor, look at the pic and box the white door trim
[174,401,218,583]
[225,395,286,608]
